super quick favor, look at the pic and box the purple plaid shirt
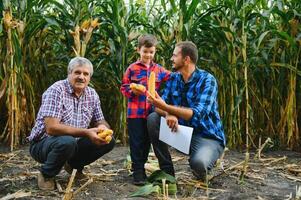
[28,79,104,142]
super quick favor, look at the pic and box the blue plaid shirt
[161,68,225,146]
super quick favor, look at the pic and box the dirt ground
[0,143,301,200]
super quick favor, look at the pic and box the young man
[147,41,225,181]
[28,57,115,190]
[120,34,170,185]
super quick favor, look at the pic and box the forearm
[155,107,168,117]
[161,104,193,121]
[46,123,88,137]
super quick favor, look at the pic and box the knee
[55,136,77,154]
[147,112,160,136]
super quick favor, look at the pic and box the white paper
[159,117,193,154]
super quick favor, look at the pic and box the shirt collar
[135,60,155,68]
[179,68,201,84]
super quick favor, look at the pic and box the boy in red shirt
[120,34,170,185]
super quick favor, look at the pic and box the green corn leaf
[147,170,176,184]
[130,184,161,197]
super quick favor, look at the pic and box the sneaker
[64,162,88,180]
[133,170,147,186]
[37,171,55,191]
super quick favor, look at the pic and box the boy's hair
[138,34,158,48]
[176,41,198,64]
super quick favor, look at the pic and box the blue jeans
[30,135,115,178]
[147,112,224,180]
[127,118,150,173]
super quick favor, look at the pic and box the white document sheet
[159,117,193,154]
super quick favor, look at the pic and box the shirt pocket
[62,104,73,124]
[82,106,93,127]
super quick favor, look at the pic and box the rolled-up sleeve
[190,75,217,126]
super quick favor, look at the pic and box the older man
[147,41,225,181]
[28,57,115,190]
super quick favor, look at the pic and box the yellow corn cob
[98,129,113,139]
[148,71,156,97]
[130,83,146,92]
[105,135,112,143]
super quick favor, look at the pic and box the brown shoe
[37,172,55,191]
[64,162,88,180]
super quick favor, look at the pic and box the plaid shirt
[162,68,225,146]
[120,61,170,118]
[28,79,104,142]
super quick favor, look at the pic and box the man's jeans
[30,135,115,178]
[147,112,224,180]
[128,118,150,173]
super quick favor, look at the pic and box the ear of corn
[130,83,146,92]
[105,135,112,143]
[98,129,113,142]
[148,72,156,97]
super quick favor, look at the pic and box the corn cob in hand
[98,129,113,143]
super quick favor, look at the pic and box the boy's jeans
[127,118,150,173]
[147,112,224,180]
[30,135,115,178]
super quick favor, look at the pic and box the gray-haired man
[28,57,115,190]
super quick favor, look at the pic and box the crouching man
[28,57,115,190]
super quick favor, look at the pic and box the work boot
[64,162,88,180]
[37,171,55,191]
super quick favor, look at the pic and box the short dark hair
[176,41,198,64]
[138,34,158,48]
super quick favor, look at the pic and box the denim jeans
[127,118,150,173]
[147,112,224,180]
[30,135,115,178]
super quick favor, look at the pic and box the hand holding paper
[159,117,193,154]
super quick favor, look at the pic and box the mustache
[76,78,85,83]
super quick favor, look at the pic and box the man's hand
[86,127,107,145]
[147,91,167,110]
[97,124,109,132]
[166,114,178,132]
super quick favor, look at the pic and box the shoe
[133,170,147,186]
[37,171,55,191]
[192,169,207,181]
[64,162,88,180]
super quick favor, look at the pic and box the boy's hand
[130,83,146,95]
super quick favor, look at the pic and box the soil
[0,143,301,200]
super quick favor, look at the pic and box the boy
[120,34,170,185]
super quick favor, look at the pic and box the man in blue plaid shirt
[147,41,225,181]
[28,57,115,190]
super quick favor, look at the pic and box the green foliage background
[0,0,300,150]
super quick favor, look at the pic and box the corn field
[0,0,300,150]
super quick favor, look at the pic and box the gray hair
[68,57,94,76]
